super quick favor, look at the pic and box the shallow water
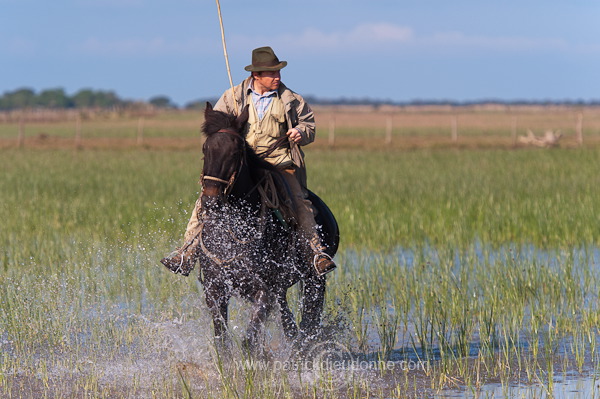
[436,373,600,399]
[2,243,600,398]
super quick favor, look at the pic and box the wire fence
[2,105,600,150]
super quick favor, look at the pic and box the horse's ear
[235,104,250,133]
[205,102,213,114]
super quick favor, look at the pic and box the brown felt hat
[244,46,287,72]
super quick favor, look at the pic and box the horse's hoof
[290,332,321,359]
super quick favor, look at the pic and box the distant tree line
[0,87,177,111]
[1,87,599,111]
[303,96,600,107]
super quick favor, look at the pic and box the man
[161,46,336,277]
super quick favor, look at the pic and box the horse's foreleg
[204,282,231,350]
[277,290,299,340]
[299,275,326,340]
[244,290,272,353]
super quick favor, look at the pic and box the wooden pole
[137,117,144,146]
[18,118,24,148]
[385,115,393,145]
[215,0,238,115]
[75,115,82,148]
[511,116,518,146]
[576,112,583,147]
[328,114,336,148]
[451,116,458,142]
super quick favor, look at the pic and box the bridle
[201,128,290,195]
[199,127,254,267]
[197,127,290,267]
[201,128,246,197]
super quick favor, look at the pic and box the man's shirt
[248,80,277,120]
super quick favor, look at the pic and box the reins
[197,217,246,267]
[201,128,245,195]
[199,128,259,266]
[258,135,290,159]
[198,128,293,267]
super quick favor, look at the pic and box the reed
[1,145,600,397]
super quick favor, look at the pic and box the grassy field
[2,108,600,397]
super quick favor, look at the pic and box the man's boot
[313,253,336,276]
[160,253,195,276]
[160,235,199,276]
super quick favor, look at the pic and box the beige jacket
[214,77,316,172]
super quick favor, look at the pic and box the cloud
[574,42,600,55]
[73,23,414,58]
[350,23,414,43]
[230,22,414,52]
[1,37,37,56]
[72,22,593,59]
[77,37,216,57]
[424,31,569,51]
[230,22,578,55]
[74,0,144,6]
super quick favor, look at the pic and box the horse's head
[201,102,250,209]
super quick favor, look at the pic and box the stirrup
[313,252,336,277]
[161,251,194,276]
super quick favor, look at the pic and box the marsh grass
[1,146,600,397]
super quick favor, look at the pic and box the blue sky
[2,0,599,106]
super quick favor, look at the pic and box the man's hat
[244,46,287,72]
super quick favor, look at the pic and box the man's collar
[247,78,278,97]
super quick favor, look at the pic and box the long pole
[215,0,238,114]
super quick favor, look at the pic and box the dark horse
[197,102,339,352]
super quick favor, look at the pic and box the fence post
[451,116,458,142]
[511,115,518,146]
[137,117,144,146]
[385,115,393,145]
[18,118,25,148]
[576,112,583,147]
[75,115,82,148]
[328,114,336,148]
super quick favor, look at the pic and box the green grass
[1,146,600,397]
[0,110,203,139]
[307,148,600,249]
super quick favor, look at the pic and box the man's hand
[286,128,302,143]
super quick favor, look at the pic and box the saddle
[257,170,339,257]
[257,137,339,255]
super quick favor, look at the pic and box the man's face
[253,70,281,94]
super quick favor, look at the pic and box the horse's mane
[202,104,294,218]
[202,105,279,174]
[202,108,238,137]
